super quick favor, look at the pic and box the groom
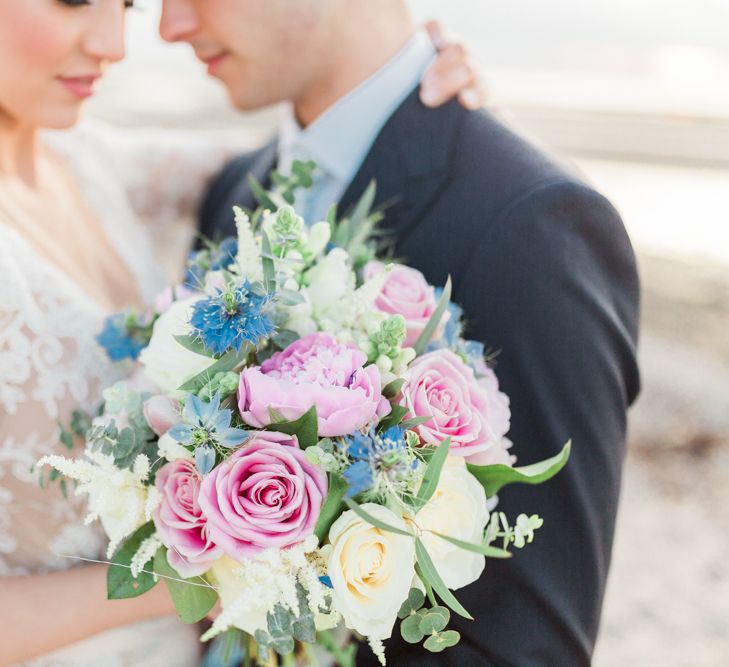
[160,1,641,665]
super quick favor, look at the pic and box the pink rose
[153,459,222,578]
[238,333,389,437]
[364,261,446,347]
[143,395,180,436]
[198,431,327,560]
[399,349,511,460]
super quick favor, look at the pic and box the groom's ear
[159,0,199,44]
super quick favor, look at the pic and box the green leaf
[401,612,426,643]
[413,277,452,356]
[419,609,449,634]
[174,334,211,357]
[315,474,347,541]
[376,404,409,432]
[397,587,426,619]
[399,416,432,431]
[423,630,460,652]
[248,174,278,211]
[266,406,319,449]
[153,549,218,624]
[431,532,513,558]
[414,538,472,619]
[382,378,406,399]
[106,522,158,600]
[466,440,571,498]
[343,499,412,537]
[412,438,451,511]
[261,230,276,294]
[177,344,250,392]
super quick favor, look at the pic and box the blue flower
[190,281,275,356]
[184,237,239,288]
[340,426,412,498]
[96,313,145,362]
[168,393,249,470]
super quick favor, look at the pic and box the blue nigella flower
[340,426,412,498]
[189,281,275,356]
[210,237,239,271]
[168,393,249,473]
[96,313,145,362]
[318,576,333,589]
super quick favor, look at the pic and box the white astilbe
[130,532,163,578]
[203,535,335,641]
[234,206,262,283]
[37,451,154,558]
[369,638,386,666]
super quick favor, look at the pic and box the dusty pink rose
[364,261,447,347]
[143,395,180,436]
[198,431,327,560]
[238,333,389,437]
[400,349,511,460]
[153,459,222,578]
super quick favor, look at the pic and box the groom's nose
[159,0,199,43]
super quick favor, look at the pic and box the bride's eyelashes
[57,0,136,8]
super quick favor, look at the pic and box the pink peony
[238,333,389,437]
[364,261,446,348]
[143,395,180,437]
[198,431,327,560]
[153,459,222,578]
[399,349,511,460]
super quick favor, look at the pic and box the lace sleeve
[48,119,255,227]
[0,230,112,575]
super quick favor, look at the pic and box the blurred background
[88,2,729,665]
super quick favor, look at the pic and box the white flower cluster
[37,451,159,557]
[203,535,336,640]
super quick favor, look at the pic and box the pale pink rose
[143,395,180,437]
[153,459,222,578]
[364,261,447,347]
[238,333,389,437]
[399,349,511,459]
[198,431,327,560]
[467,437,517,467]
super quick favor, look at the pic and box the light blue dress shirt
[277,30,436,224]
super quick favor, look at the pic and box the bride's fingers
[424,19,446,50]
[421,49,488,109]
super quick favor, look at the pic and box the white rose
[326,504,415,640]
[139,296,215,395]
[414,456,489,590]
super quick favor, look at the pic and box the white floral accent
[234,207,263,283]
[130,532,163,578]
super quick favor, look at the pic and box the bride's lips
[198,51,228,76]
[58,75,101,99]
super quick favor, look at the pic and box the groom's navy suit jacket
[198,91,641,666]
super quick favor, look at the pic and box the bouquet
[39,165,570,666]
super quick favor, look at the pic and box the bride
[0,1,483,665]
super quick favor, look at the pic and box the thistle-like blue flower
[340,426,413,498]
[184,237,239,288]
[190,281,275,356]
[96,313,146,362]
[167,393,249,474]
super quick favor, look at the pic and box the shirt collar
[278,30,436,184]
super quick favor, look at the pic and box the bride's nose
[82,2,126,64]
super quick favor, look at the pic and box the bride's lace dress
[0,119,236,666]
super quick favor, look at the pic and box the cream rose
[414,456,489,590]
[139,296,215,395]
[208,555,269,635]
[325,504,415,640]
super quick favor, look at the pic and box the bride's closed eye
[57,0,136,8]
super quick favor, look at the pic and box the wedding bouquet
[39,166,570,666]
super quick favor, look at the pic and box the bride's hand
[420,20,488,110]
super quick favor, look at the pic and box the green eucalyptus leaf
[401,613,426,644]
[314,474,347,541]
[106,522,158,600]
[466,440,571,498]
[248,174,278,211]
[413,276,452,356]
[343,499,412,537]
[261,231,276,294]
[423,630,460,652]
[153,549,218,624]
[177,344,250,392]
[419,610,449,635]
[292,614,316,644]
[382,378,406,399]
[174,334,210,357]
[415,538,472,620]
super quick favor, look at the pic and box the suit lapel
[233,139,278,212]
[338,90,464,242]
